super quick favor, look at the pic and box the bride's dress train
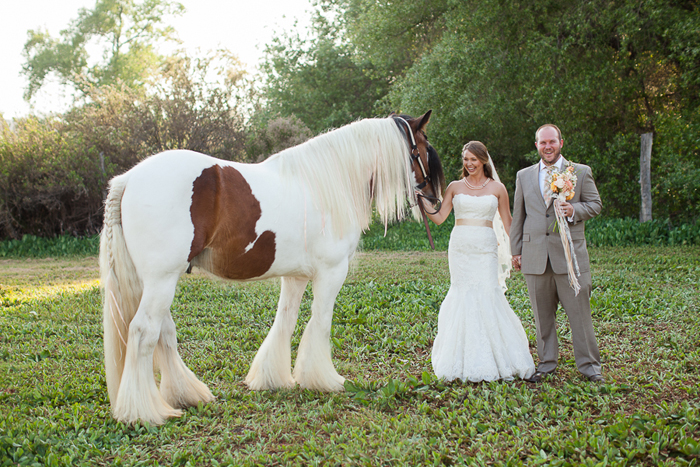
[431,194,535,382]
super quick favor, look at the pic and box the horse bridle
[394,117,442,249]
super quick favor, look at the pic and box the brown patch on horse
[188,165,276,280]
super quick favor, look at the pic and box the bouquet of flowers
[549,165,577,203]
[545,163,581,295]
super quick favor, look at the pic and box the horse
[100,111,445,425]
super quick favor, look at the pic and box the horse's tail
[100,173,143,409]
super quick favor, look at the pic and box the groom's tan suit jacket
[510,158,601,273]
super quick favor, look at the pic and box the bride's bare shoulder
[490,180,509,198]
[445,180,463,194]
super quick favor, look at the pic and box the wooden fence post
[640,132,653,222]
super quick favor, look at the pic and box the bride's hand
[512,255,522,271]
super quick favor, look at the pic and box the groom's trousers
[524,259,602,377]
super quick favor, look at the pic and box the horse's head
[391,111,445,203]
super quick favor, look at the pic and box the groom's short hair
[536,124,562,142]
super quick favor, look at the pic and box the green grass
[1,247,699,465]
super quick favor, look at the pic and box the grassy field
[1,247,699,466]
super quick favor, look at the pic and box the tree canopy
[259,0,700,221]
[22,0,185,102]
[259,11,391,135]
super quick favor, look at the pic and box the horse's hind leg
[155,310,215,409]
[293,263,348,391]
[113,274,183,425]
[246,276,309,390]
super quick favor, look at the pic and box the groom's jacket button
[546,233,550,236]
[546,214,550,218]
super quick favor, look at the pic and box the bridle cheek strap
[394,117,432,189]
[394,116,440,250]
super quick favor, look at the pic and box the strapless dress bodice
[453,193,497,222]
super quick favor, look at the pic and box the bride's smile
[463,150,484,175]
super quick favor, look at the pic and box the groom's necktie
[543,166,555,207]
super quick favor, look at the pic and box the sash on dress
[455,219,493,228]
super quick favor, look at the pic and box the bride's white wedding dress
[431,194,535,382]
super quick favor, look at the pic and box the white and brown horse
[100,111,444,425]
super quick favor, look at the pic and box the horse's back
[116,149,359,282]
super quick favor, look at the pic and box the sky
[0,0,314,119]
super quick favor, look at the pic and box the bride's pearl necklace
[463,177,491,190]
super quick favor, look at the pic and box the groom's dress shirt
[539,157,564,199]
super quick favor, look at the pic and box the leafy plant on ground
[1,247,698,465]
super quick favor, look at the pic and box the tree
[259,10,391,135]
[334,0,700,220]
[22,0,185,102]
[257,0,699,220]
[323,0,452,80]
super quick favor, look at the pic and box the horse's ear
[416,110,432,131]
[388,111,396,117]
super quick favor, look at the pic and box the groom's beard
[539,147,562,165]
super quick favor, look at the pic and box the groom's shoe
[526,370,555,383]
[587,374,605,383]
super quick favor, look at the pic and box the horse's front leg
[293,262,348,391]
[246,276,309,390]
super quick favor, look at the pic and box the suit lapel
[526,164,546,208]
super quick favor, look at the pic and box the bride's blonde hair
[461,141,493,179]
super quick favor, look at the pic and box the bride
[419,141,535,382]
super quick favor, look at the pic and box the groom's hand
[559,201,575,218]
[512,255,522,271]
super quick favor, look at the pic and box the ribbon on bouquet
[553,200,581,296]
[545,163,581,296]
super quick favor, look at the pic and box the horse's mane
[266,118,414,236]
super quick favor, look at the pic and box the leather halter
[394,117,442,249]
[394,117,431,190]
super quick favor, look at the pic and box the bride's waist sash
[455,218,493,228]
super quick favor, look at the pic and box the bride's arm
[417,181,457,225]
[496,182,513,234]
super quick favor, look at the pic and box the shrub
[0,53,249,240]
[0,116,105,239]
[244,114,313,162]
[0,234,99,258]
[585,217,700,247]
[360,216,699,251]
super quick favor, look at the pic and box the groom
[510,124,603,383]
